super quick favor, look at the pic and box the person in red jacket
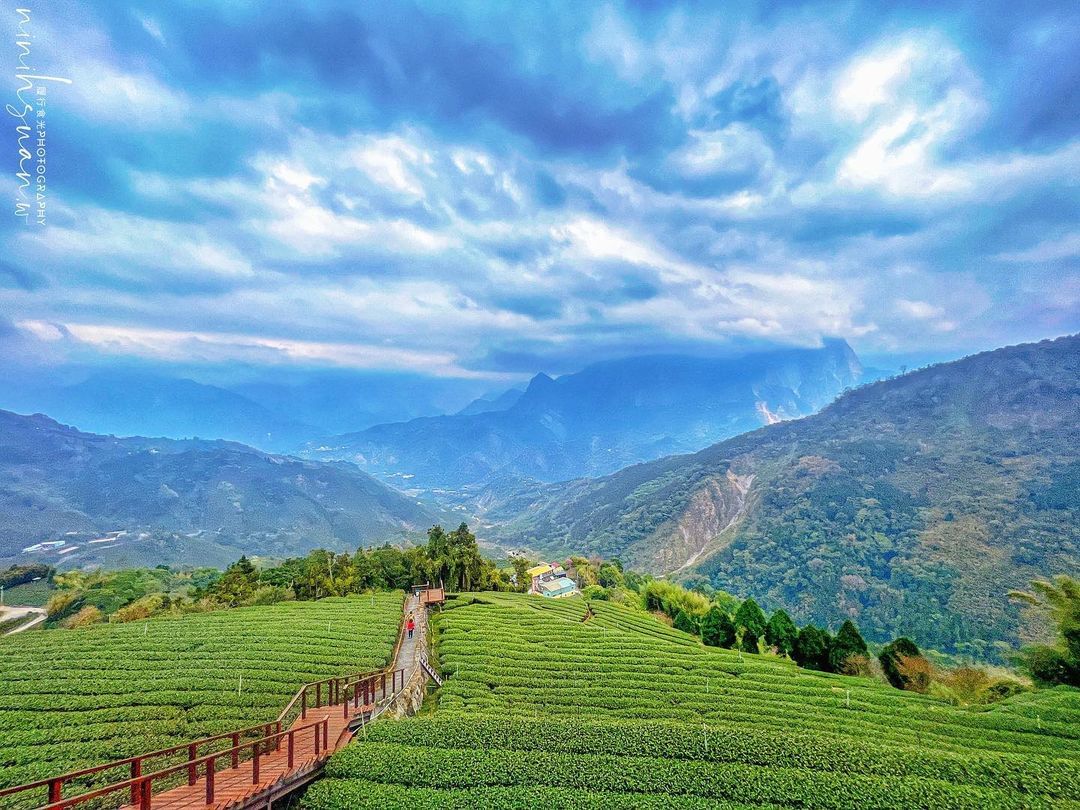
[407,615,415,640]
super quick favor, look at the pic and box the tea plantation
[305,592,1080,809]
[0,593,402,794]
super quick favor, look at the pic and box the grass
[0,593,403,807]
[305,592,1080,809]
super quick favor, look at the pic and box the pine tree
[740,630,760,654]
[734,597,767,638]
[701,606,736,648]
[765,609,798,656]
[794,625,828,670]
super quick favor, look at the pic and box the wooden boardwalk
[118,593,425,810]
[2,592,432,810]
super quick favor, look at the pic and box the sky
[2,0,1077,384]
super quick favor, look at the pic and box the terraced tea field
[0,593,403,794]
[305,592,1080,809]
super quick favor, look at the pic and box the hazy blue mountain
[0,366,493,452]
[456,386,525,416]
[230,369,492,435]
[0,410,439,568]
[485,335,1079,654]
[0,370,319,452]
[304,340,863,489]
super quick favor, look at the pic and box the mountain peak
[525,372,556,393]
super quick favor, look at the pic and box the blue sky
[2,0,1077,383]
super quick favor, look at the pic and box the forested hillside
[487,336,1080,654]
[0,411,438,567]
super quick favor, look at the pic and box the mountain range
[0,367,491,452]
[303,340,863,490]
[0,410,439,569]
[485,335,1080,655]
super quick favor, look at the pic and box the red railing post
[48,779,61,804]
[187,743,197,786]
[130,758,142,806]
[252,745,260,784]
[206,757,215,804]
[315,682,321,707]
[275,720,282,751]
[301,688,307,720]
[231,732,240,768]
[140,777,152,810]
[323,718,328,751]
[263,723,272,754]
[287,730,295,769]
[343,690,349,719]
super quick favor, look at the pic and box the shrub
[111,593,168,623]
[45,590,79,621]
[674,609,698,636]
[61,605,102,629]
[840,654,874,677]
[828,620,868,673]
[1020,646,1079,687]
[878,637,922,689]
[247,585,293,606]
[895,655,933,693]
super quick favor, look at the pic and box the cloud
[1,0,1077,381]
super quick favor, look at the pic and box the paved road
[1,605,47,635]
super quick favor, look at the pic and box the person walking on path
[407,614,415,640]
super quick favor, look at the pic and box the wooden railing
[1,594,418,810]
[21,718,329,810]
[0,666,409,810]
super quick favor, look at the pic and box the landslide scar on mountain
[629,468,755,574]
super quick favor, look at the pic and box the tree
[426,525,450,585]
[794,625,828,670]
[213,556,260,606]
[828,619,868,673]
[446,523,484,591]
[674,609,698,635]
[740,630,760,654]
[765,609,798,657]
[879,637,926,689]
[734,598,767,639]
[700,606,736,648]
[1010,575,1080,687]
[509,556,533,593]
[597,562,624,589]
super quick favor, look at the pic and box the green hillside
[0,594,402,801]
[0,410,440,568]
[487,335,1080,654]
[305,592,1080,809]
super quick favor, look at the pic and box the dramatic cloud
[1,0,1076,380]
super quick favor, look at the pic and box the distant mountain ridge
[485,335,1080,654]
[0,367,493,453]
[0,410,439,568]
[303,340,863,489]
